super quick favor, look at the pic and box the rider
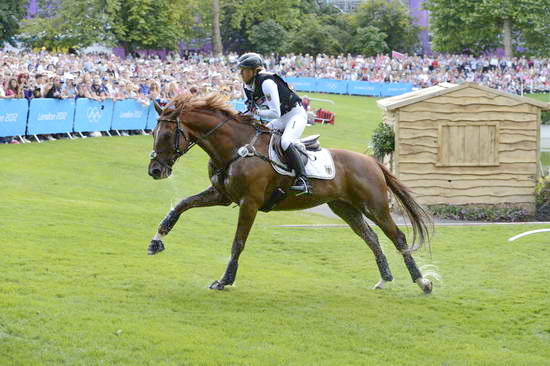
[237,52,312,195]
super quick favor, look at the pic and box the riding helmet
[237,52,264,68]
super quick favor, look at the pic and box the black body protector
[244,73,302,115]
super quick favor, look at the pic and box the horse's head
[148,102,194,179]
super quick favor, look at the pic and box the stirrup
[290,176,312,195]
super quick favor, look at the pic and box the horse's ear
[154,101,163,115]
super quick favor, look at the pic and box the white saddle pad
[268,136,336,180]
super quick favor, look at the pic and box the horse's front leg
[209,198,259,290]
[148,186,231,255]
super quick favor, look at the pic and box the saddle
[271,133,321,166]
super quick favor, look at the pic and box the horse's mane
[168,92,266,129]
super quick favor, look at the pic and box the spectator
[5,78,19,98]
[45,76,63,99]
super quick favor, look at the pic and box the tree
[290,16,342,55]
[19,0,117,49]
[352,0,420,54]
[20,0,204,52]
[221,0,301,53]
[212,0,223,56]
[349,26,388,56]
[0,0,26,45]
[425,0,550,57]
[249,20,288,55]
[109,0,199,53]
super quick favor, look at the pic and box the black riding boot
[285,143,313,195]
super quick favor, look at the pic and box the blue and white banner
[0,99,28,137]
[73,98,114,132]
[285,77,317,92]
[347,81,382,96]
[230,99,247,112]
[111,99,149,130]
[27,98,75,135]
[380,82,413,97]
[315,79,348,94]
[145,103,159,130]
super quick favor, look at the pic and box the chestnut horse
[147,93,433,294]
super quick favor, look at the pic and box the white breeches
[266,105,307,151]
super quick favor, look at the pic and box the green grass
[526,93,550,103]
[1,94,550,365]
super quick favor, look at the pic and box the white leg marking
[372,279,385,290]
[153,232,164,241]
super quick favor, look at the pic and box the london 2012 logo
[0,113,18,122]
[87,107,102,123]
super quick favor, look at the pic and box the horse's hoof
[147,240,165,255]
[372,279,385,290]
[208,280,225,290]
[416,278,433,294]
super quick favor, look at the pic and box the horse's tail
[377,161,433,252]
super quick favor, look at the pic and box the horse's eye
[149,151,157,159]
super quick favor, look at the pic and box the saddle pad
[268,135,336,180]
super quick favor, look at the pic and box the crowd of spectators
[271,54,550,95]
[0,50,549,143]
[0,50,548,105]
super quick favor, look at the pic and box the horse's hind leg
[366,206,432,294]
[148,186,231,255]
[327,200,393,289]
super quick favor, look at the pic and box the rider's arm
[256,79,281,120]
[242,85,254,115]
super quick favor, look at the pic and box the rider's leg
[280,106,312,195]
[285,143,312,194]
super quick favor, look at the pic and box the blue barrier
[0,80,414,138]
[74,98,114,133]
[315,79,348,94]
[0,99,29,137]
[27,98,75,135]
[285,77,317,92]
[230,99,247,112]
[146,103,159,130]
[111,99,149,130]
[380,82,413,97]
[347,81,382,96]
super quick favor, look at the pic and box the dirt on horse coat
[147,93,433,294]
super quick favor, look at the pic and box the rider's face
[240,68,255,84]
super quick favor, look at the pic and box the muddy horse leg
[367,206,432,294]
[148,186,231,255]
[209,198,259,290]
[328,200,393,289]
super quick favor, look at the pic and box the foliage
[108,0,202,52]
[289,15,343,55]
[535,176,550,220]
[249,19,289,55]
[424,0,550,56]
[351,0,420,54]
[19,0,117,49]
[222,0,301,53]
[542,111,550,125]
[370,122,395,161]
[0,0,26,45]
[349,25,388,56]
[19,0,205,51]
[430,205,530,222]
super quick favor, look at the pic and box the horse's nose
[149,167,162,178]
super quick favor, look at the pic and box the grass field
[1,93,550,365]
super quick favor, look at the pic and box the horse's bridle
[149,113,234,170]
